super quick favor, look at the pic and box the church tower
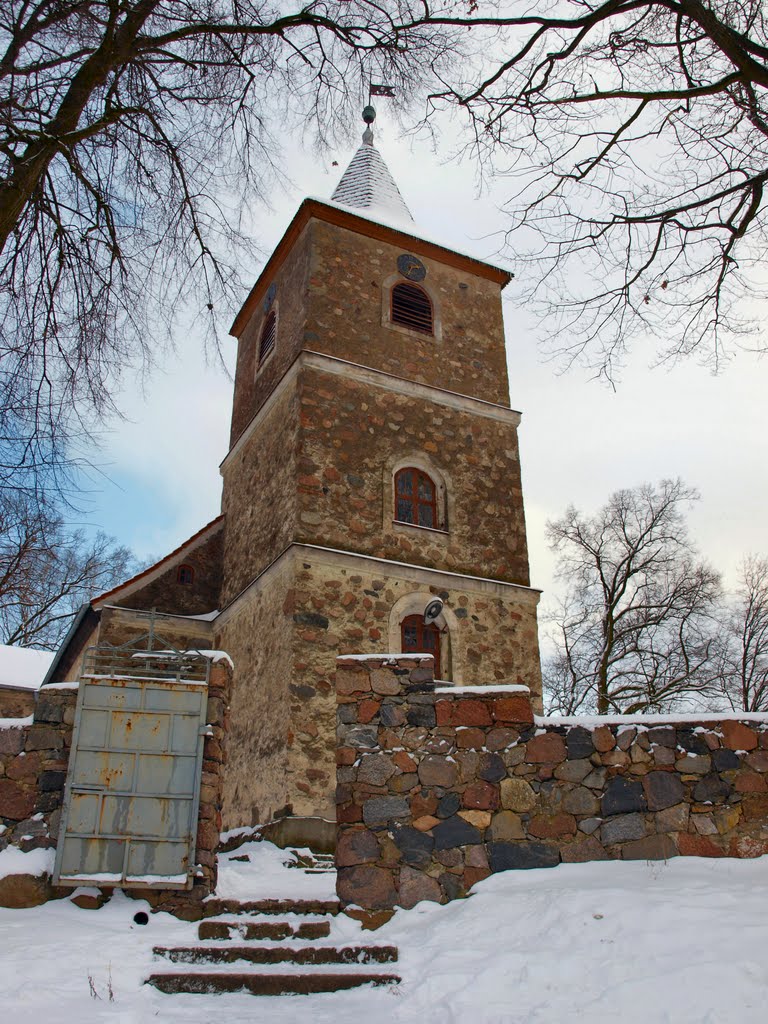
[214,111,543,829]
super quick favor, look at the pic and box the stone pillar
[335,654,536,910]
[0,684,77,908]
[0,684,77,855]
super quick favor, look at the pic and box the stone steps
[200,897,340,918]
[285,851,336,873]
[147,971,400,996]
[153,943,399,966]
[147,895,401,997]
[198,918,331,942]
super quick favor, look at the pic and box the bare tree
[0,1,457,496]
[712,554,768,712]
[0,491,136,650]
[424,1,768,379]
[543,478,721,714]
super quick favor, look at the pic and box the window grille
[391,283,433,334]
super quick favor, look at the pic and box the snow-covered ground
[1,841,766,1022]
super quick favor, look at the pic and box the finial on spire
[362,104,376,144]
[330,83,413,221]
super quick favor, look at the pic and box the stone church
[48,113,543,840]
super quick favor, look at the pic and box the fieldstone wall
[97,606,214,655]
[335,655,768,910]
[305,216,511,406]
[0,684,77,857]
[220,382,299,604]
[108,517,224,617]
[228,208,512,445]
[295,362,531,588]
[218,199,542,829]
[0,685,36,718]
[217,562,297,830]
[60,607,216,690]
[229,217,312,445]
[217,544,542,825]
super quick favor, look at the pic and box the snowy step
[153,944,399,966]
[147,971,400,996]
[286,851,335,868]
[201,898,340,918]
[198,919,330,942]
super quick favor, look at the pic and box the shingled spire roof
[331,111,413,223]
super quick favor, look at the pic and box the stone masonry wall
[220,382,299,605]
[306,219,511,405]
[0,686,36,718]
[217,562,296,830]
[229,212,513,448]
[230,221,312,444]
[0,684,77,859]
[97,606,214,653]
[283,548,541,821]
[335,655,768,910]
[215,541,542,827]
[296,365,531,586]
[110,520,224,617]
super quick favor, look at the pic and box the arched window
[395,468,437,528]
[258,310,277,364]
[177,564,195,585]
[401,614,441,677]
[391,282,433,335]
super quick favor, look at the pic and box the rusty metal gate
[53,642,210,889]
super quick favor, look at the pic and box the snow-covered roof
[331,135,413,223]
[307,195,511,279]
[0,645,55,690]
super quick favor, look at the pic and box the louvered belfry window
[395,468,437,528]
[258,310,277,363]
[391,283,433,334]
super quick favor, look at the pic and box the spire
[330,105,413,223]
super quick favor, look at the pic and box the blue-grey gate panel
[53,675,208,889]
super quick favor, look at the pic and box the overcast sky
[87,114,767,625]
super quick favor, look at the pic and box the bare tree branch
[0,1,459,498]
[0,490,137,650]
[421,0,768,377]
[712,554,768,711]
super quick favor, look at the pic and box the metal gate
[53,643,210,889]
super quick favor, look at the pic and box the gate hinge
[199,724,214,737]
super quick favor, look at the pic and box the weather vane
[362,82,395,143]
